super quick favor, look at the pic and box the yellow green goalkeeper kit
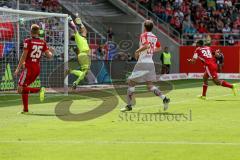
[70,32,91,86]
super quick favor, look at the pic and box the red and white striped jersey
[138,32,161,63]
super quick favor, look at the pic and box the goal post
[0,7,69,94]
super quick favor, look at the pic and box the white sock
[127,87,135,106]
[150,86,166,100]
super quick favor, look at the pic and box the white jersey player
[121,20,170,112]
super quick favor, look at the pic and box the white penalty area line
[0,140,240,146]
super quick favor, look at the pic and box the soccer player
[121,20,170,112]
[67,16,90,89]
[14,24,53,113]
[188,40,237,99]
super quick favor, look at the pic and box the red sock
[22,93,29,112]
[202,84,208,96]
[23,87,40,93]
[221,80,233,89]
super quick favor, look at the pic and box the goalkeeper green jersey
[75,32,90,53]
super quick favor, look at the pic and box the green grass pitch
[0,80,240,160]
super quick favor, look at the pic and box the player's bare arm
[68,16,78,33]
[153,46,162,54]
[187,58,197,64]
[188,52,198,64]
[135,44,150,59]
[68,16,87,37]
[14,49,28,76]
[80,26,87,38]
[44,47,54,59]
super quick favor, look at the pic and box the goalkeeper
[68,16,91,89]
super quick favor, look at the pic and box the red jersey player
[14,24,53,113]
[188,40,237,99]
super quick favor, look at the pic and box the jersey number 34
[201,49,212,58]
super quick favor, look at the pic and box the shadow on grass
[0,90,116,108]
[212,99,240,102]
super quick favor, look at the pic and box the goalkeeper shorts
[78,52,91,71]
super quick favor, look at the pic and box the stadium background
[0,0,239,91]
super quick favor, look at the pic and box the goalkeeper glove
[75,17,85,28]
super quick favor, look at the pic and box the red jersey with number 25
[23,38,48,68]
[193,46,216,65]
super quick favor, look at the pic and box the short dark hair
[144,20,153,32]
[196,40,204,46]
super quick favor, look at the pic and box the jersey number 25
[31,45,43,60]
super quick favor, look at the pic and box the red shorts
[18,65,40,87]
[204,63,218,79]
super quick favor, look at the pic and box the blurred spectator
[224,0,232,7]
[174,0,183,8]
[180,1,191,15]
[216,18,224,32]
[204,34,212,46]
[139,0,152,11]
[222,24,231,39]
[173,9,184,22]
[182,15,192,32]
[153,2,165,19]
[234,17,240,28]
[232,24,240,39]
[198,22,208,33]
[216,0,224,9]
[207,0,216,9]
[96,44,106,60]
[227,36,235,46]
[170,15,182,33]
[136,0,240,45]
[107,27,114,41]
[165,2,173,22]
[193,33,203,45]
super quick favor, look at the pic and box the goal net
[0,7,69,94]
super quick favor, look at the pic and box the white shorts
[128,62,156,83]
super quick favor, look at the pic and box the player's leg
[18,69,30,113]
[22,68,45,101]
[208,65,237,96]
[120,80,136,112]
[71,52,91,88]
[199,72,209,99]
[18,67,44,113]
[146,81,170,111]
[17,85,28,113]
[212,78,232,88]
[161,64,166,74]
[212,78,237,96]
[166,65,170,74]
